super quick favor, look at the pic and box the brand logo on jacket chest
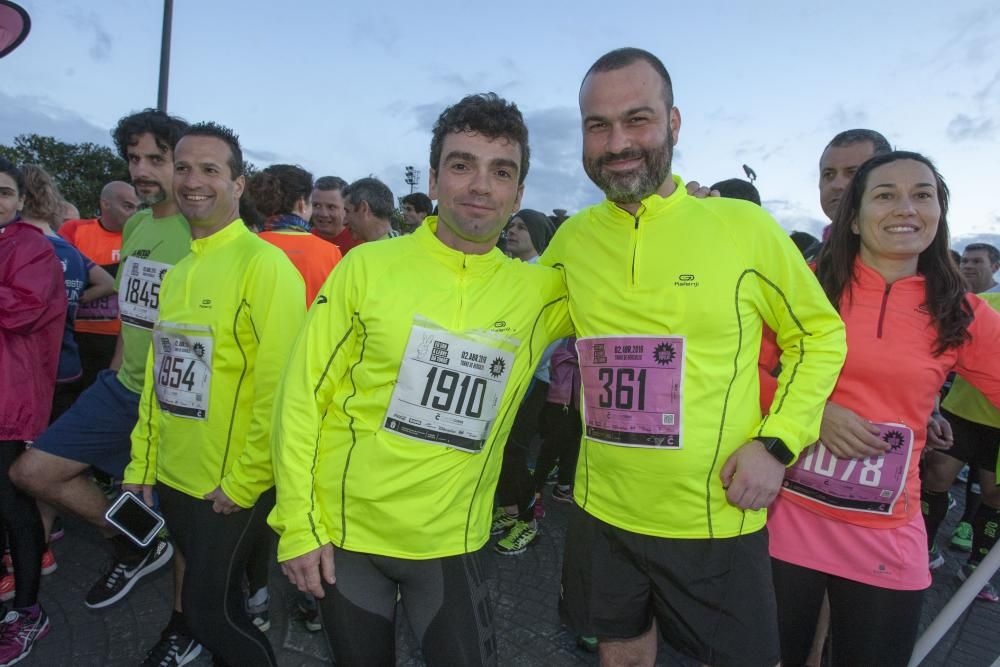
[674,273,699,287]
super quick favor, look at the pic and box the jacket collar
[593,174,688,223]
[190,218,248,255]
[413,216,508,276]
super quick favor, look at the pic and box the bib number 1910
[421,367,487,418]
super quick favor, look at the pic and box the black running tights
[0,441,44,609]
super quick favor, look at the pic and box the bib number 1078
[798,443,884,486]
[596,368,647,411]
[421,367,487,418]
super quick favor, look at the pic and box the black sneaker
[86,538,174,609]
[140,631,202,667]
[295,595,322,632]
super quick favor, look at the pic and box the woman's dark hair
[0,157,25,196]
[815,150,972,355]
[246,164,314,217]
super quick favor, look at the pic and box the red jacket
[0,221,66,440]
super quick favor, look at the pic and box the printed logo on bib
[384,318,518,453]
[782,423,913,514]
[577,335,684,448]
[119,256,171,329]
[153,322,212,420]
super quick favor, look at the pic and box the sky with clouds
[3,0,999,245]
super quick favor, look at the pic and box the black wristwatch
[758,436,794,466]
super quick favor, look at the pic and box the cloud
[244,147,280,163]
[827,105,868,131]
[946,114,995,142]
[762,198,827,238]
[69,10,112,62]
[0,92,111,146]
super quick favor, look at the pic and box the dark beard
[583,133,673,204]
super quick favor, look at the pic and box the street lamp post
[157,0,173,112]
[404,165,420,194]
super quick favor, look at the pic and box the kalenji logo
[674,273,699,287]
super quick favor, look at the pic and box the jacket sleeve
[124,344,162,485]
[953,294,1000,408]
[268,256,362,561]
[221,253,307,508]
[747,215,846,457]
[0,236,65,334]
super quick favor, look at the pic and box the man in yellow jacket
[270,93,571,666]
[123,122,305,666]
[546,48,847,666]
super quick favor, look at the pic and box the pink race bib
[782,423,913,515]
[577,336,684,448]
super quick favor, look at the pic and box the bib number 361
[578,335,684,448]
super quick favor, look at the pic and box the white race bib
[153,322,213,420]
[383,318,518,453]
[119,257,171,329]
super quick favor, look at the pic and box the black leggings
[158,484,277,667]
[495,380,548,520]
[0,441,44,609]
[772,557,923,667]
[532,403,582,492]
[318,547,496,666]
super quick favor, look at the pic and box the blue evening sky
[2,0,998,243]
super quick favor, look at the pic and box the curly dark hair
[429,93,530,185]
[112,108,189,161]
[815,150,972,355]
[247,164,313,217]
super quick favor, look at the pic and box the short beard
[135,185,167,207]
[584,132,673,204]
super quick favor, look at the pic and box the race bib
[577,335,684,448]
[152,322,213,420]
[782,423,913,514]
[119,257,171,329]
[77,294,119,322]
[384,318,518,453]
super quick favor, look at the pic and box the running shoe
[957,563,1000,603]
[39,550,56,577]
[545,466,560,485]
[140,630,202,667]
[0,576,13,603]
[928,545,945,571]
[295,596,322,632]
[2,551,56,577]
[490,508,517,536]
[247,598,270,632]
[0,607,49,666]
[950,521,973,552]
[494,520,539,556]
[957,465,969,483]
[551,484,574,504]
[86,537,173,609]
[576,635,598,653]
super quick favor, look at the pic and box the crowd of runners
[1,47,1000,667]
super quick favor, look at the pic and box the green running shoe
[950,521,973,552]
[490,507,517,536]
[494,520,539,556]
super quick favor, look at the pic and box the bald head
[100,180,140,231]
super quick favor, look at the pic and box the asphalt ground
[16,474,1000,666]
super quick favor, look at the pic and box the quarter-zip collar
[851,256,925,295]
[414,216,507,278]
[594,174,688,225]
[190,218,248,256]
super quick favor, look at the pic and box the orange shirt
[259,230,342,305]
[59,218,122,335]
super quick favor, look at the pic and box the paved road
[19,477,1000,666]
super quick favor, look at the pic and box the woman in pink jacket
[766,151,1000,666]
